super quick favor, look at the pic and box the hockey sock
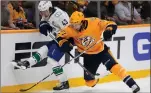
[27,52,42,66]
[32,53,41,63]
[123,75,137,88]
[47,57,68,83]
[27,45,48,66]
[52,66,63,76]
[110,64,136,88]
[110,64,128,79]
[52,65,68,83]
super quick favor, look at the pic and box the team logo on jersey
[78,36,95,47]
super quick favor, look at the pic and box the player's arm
[99,19,117,40]
[56,28,73,52]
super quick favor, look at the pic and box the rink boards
[1,24,150,92]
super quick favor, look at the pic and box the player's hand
[103,30,113,41]
[60,40,73,52]
[39,21,53,36]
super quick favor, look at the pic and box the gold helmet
[70,11,84,24]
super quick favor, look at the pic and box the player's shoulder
[51,7,68,20]
[61,25,75,34]
[100,19,116,25]
[49,7,63,21]
[53,7,66,15]
[54,7,63,12]
[85,17,101,22]
[58,26,73,36]
[85,17,101,26]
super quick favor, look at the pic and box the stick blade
[19,88,31,92]
[19,89,28,92]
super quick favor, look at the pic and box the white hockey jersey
[41,7,69,37]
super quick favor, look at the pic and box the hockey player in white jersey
[12,1,72,91]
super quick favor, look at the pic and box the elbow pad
[106,24,117,35]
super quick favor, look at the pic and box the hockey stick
[20,74,50,92]
[19,33,103,92]
[48,32,96,78]
[19,57,75,92]
[48,33,109,81]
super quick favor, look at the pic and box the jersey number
[62,19,68,26]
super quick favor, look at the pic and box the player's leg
[12,42,49,69]
[101,45,140,93]
[12,40,69,90]
[83,54,100,87]
[46,41,69,90]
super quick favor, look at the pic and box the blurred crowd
[1,1,36,30]
[1,0,151,30]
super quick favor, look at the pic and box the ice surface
[42,77,150,93]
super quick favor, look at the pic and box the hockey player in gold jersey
[56,11,140,93]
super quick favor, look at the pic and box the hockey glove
[39,21,53,36]
[57,38,73,52]
[11,60,30,70]
[103,30,113,41]
[61,41,73,52]
[103,25,117,41]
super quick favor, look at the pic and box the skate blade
[11,62,26,70]
[53,89,70,93]
[11,62,22,69]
